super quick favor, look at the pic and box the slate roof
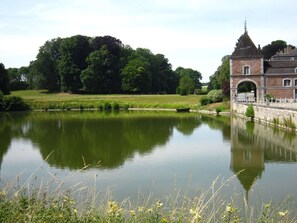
[272,48,297,60]
[230,31,263,59]
[264,60,297,74]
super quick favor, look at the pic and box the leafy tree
[26,60,46,89]
[81,46,117,93]
[0,63,10,95]
[178,76,195,95]
[8,67,29,90]
[208,55,230,91]
[35,38,62,92]
[175,67,202,90]
[261,40,287,60]
[120,58,150,93]
[58,35,91,92]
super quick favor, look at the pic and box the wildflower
[161,216,168,222]
[264,203,271,209]
[226,204,233,213]
[190,209,202,221]
[138,206,144,212]
[156,201,163,208]
[0,190,6,197]
[74,209,78,214]
[147,208,153,213]
[278,210,288,217]
[130,210,136,217]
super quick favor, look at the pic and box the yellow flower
[156,201,163,208]
[278,210,288,217]
[226,204,233,213]
[130,210,136,217]
[161,217,168,223]
[74,209,78,214]
[138,206,144,212]
[147,208,153,213]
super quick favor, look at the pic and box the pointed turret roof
[231,31,263,59]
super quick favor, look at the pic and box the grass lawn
[11,90,204,110]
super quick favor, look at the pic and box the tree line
[1,35,202,95]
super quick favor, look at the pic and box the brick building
[230,28,297,100]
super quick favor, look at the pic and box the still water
[0,111,297,206]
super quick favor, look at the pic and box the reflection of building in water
[230,118,297,199]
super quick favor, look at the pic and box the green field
[11,90,204,110]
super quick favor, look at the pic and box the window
[283,79,291,87]
[243,66,250,75]
[295,79,297,86]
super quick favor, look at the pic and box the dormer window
[243,66,250,75]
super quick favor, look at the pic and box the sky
[1,0,297,82]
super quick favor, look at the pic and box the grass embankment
[11,90,230,112]
[0,176,295,223]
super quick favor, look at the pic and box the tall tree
[0,63,10,95]
[208,55,230,93]
[35,38,62,92]
[261,40,287,60]
[175,67,202,90]
[59,35,91,92]
[81,46,117,93]
[120,58,151,93]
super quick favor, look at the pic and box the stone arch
[232,79,259,102]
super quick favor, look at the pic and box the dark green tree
[175,67,202,90]
[120,58,151,93]
[261,40,287,60]
[81,46,117,93]
[35,38,62,92]
[58,35,91,92]
[178,76,195,95]
[208,55,230,91]
[0,63,10,95]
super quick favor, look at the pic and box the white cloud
[0,0,297,81]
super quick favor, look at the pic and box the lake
[0,111,297,208]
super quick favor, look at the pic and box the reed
[1,167,296,222]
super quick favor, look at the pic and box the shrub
[104,102,112,111]
[112,102,120,110]
[179,87,188,96]
[3,96,30,111]
[245,104,255,121]
[200,95,211,106]
[215,106,222,115]
[207,90,224,103]
[0,91,4,111]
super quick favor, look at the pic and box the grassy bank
[10,90,229,111]
[0,177,295,223]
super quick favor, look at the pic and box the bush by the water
[1,96,30,111]
[245,104,255,121]
[199,90,224,105]
[0,91,5,111]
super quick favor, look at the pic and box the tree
[81,46,117,93]
[261,40,287,60]
[35,38,62,92]
[0,63,10,95]
[208,55,230,91]
[120,58,151,93]
[175,67,202,90]
[178,76,195,95]
[58,35,91,92]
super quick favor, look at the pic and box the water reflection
[0,112,202,170]
[1,111,297,201]
[230,117,297,198]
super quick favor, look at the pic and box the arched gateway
[230,28,265,101]
[230,26,297,102]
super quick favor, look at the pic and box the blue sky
[1,0,297,82]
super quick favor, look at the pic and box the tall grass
[11,90,203,110]
[0,164,296,222]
